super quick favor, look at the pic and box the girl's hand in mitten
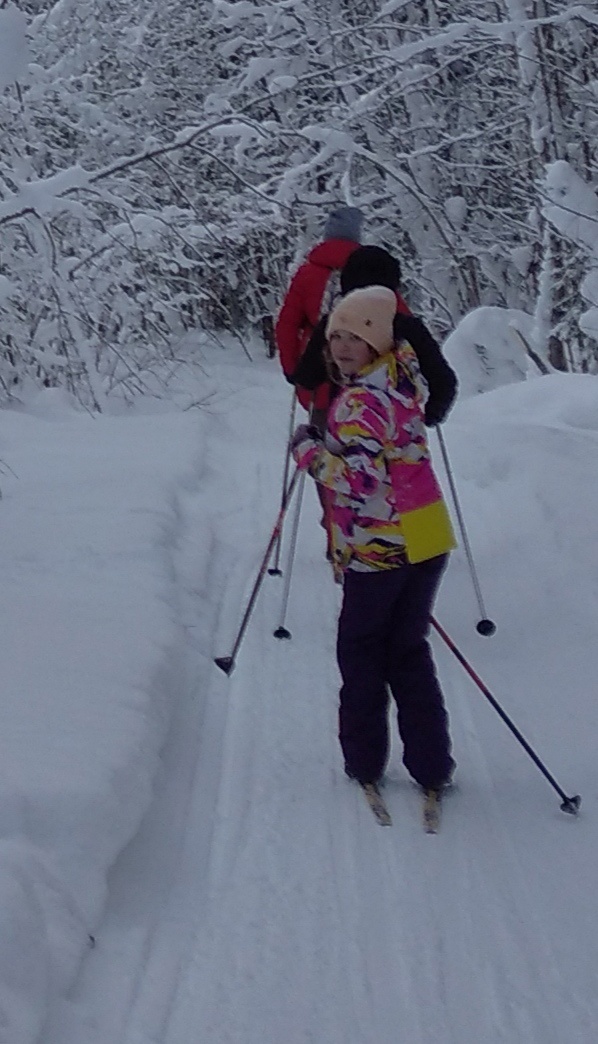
[290,424,322,452]
[290,424,323,468]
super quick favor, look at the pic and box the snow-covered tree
[0,0,595,407]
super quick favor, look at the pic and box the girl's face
[328,330,376,376]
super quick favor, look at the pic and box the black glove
[292,318,328,390]
[424,400,449,426]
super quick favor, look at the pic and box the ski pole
[214,467,301,676]
[430,616,581,814]
[436,427,496,636]
[273,468,308,639]
[269,391,298,576]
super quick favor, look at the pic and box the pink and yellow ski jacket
[292,343,456,573]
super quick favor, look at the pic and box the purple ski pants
[337,555,454,788]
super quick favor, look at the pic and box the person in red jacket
[291,245,458,428]
[275,206,364,425]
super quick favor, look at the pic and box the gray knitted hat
[323,206,364,243]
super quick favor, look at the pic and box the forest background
[1,0,596,410]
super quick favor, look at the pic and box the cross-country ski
[422,788,442,834]
[360,782,393,826]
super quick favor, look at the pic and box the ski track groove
[116,447,239,1044]
[119,396,291,1044]
[164,560,355,1044]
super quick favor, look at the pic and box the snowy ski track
[48,360,597,1044]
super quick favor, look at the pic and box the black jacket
[291,313,458,426]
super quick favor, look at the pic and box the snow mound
[444,306,536,397]
[0,405,199,1042]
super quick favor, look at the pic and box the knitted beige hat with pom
[326,285,397,354]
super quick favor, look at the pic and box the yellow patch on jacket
[400,500,456,564]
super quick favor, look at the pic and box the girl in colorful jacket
[291,286,456,791]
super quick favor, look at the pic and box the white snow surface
[0,344,598,1044]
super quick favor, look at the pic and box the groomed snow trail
[48,357,598,1044]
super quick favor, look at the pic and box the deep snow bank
[0,392,201,1043]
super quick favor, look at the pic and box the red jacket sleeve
[275,268,310,378]
[396,292,411,316]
